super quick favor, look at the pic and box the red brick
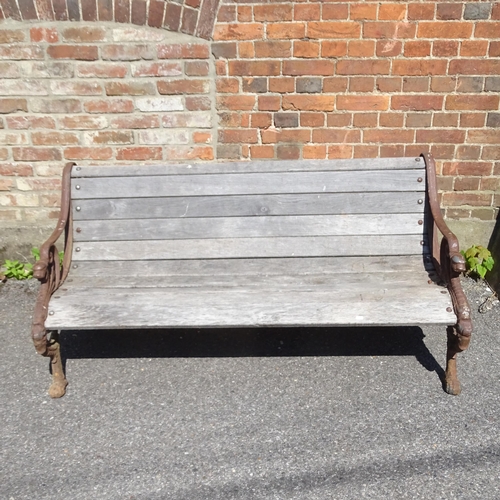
[321,41,347,57]
[59,116,108,129]
[379,113,404,127]
[312,129,360,143]
[102,44,154,61]
[348,40,375,57]
[489,43,500,57]
[185,96,211,111]
[213,24,263,41]
[294,3,320,21]
[493,3,500,19]
[376,40,402,57]
[294,41,320,58]
[250,145,274,159]
[47,45,98,60]
[307,22,361,39]
[51,81,103,95]
[363,21,416,39]
[391,95,442,111]
[0,99,28,114]
[353,113,377,127]
[393,60,447,76]
[283,60,334,76]
[349,77,374,92]
[110,116,160,129]
[229,61,281,76]
[258,95,281,111]
[131,62,182,77]
[77,63,129,78]
[475,22,500,38]
[13,147,62,161]
[322,4,348,20]
[417,22,472,39]
[300,113,324,127]
[350,4,377,20]
[218,129,258,144]
[217,95,255,111]
[402,77,429,92]
[460,113,486,128]
[31,99,81,114]
[254,4,292,22]
[261,129,310,144]
[217,5,235,22]
[303,145,327,159]
[84,99,134,113]
[442,161,493,176]
[454,177,481,192]
[436,3,462,20]
[267,23,306,39]
[433,113,459,127]
[446,95,499,110]
[323,77,348,93]
[0,163,33,176]
[337,60,390,75]
[338,95,388,111]
[406,113,431,128]
[0,46,44,59]
[432,40,459,57]
[282,95,335,112]
[116,147,162,160]
[30,27,58,43]
[431,77,456,92]
[364,129,414,143]
[217,78,239,93]
[254,41,291,58]
[269,78,295,93]
[157,43,210,59]
[85,130,134,144]
[185,61,210,76]
[64,146,113,160]
[376,77,402,92]
[416,130,465,143]
[326,114,352,127]
[251,113,272,128]
[354,145,378,158]
[379,3,407,20]
[157,80,209,95]
[408,3,435,20]
[456,146,481,160]
[381,145,405,157]
[404,40,431,57]
[460,40,488,57]
[6,116,56,129]
[328,145,353,159]
[449,60,500,75]
[277,144,300,160]
[467,130,500,144]
[237,5,252,22]
[31,132,79,145]
[62,27,106,42]
[442,192,492,207]
[164,146,213,161]
[482,147,500,161]
[238,42,255,59]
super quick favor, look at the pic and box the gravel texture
[1,277,499,499]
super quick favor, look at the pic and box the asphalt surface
[1,277,499,500]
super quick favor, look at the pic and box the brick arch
[0,0,220,39]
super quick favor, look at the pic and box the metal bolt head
[415,157,421,162]
[73,264,78,269]
[75,185,81,190]
[446,307,453,313]
[75,247,81,252]
[76,206,81,211]
[418,220,423,225]
[418,199,423,205]
[49,311,54,316]
[76,167,81,171]
[76,227,81,233]
[417,177,423,183]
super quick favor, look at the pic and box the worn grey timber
[31,155,472,398]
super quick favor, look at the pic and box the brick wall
[0,23,214,222]
[0,0,499,226]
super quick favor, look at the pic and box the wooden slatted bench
[31,154,472,398]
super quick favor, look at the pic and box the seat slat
[71,170,424,199]
[73,192,425,221]
[68,256,434,278]
[72,235,428,261]
[72,157,424,178]
[46,285,454,330]
[73,214,424,242]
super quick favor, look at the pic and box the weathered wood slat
[61,271,438,290]
[73,192,426,221]
[73,214,424,242]
[68,256,435,278]
[72,157,424,178]
[71,170,424,199]
[72,235,428,261]
[45,286,454,330]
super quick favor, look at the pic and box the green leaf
[476,265,487,279]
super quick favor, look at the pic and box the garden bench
[31,154,472,398]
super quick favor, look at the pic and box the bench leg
[444,326,471,396]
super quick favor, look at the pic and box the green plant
[0,247,63,281]
[461,245,495,280]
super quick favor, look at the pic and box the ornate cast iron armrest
[422,153,466,275]
[33,162,74,282]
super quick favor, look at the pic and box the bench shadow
[59,326,445,383]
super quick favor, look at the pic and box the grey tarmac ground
[1,276,499,500]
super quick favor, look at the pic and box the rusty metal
[31,162,75,398]
[423,152,472,395]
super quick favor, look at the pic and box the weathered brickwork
[213,0,500,220]
[0,0,499,224]
[0,23,214,222]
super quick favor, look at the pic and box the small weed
[461,245,495,280]
[0,247,63,281]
